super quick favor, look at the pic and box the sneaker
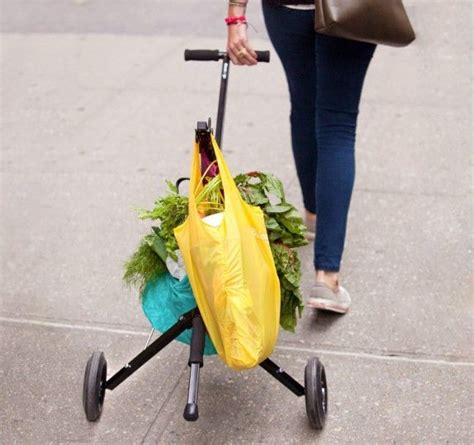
[307,281,351,314]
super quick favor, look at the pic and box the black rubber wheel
[304,357,327,429]
[83,351,107,421]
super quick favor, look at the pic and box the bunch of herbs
[123,233,167,292]
[137,180,189,260]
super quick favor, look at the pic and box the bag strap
[187,142,203,222]
[210,134,246,210]
[187,135,243,220]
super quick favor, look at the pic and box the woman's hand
[227,23,258,66]
[227,1,257,65]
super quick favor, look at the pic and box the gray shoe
[307,281,351,314]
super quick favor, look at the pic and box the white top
[284,4,315,9]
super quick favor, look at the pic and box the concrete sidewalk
[1,1,473,443]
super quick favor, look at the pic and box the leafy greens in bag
[123,172,307,332]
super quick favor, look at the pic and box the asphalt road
[1,0,473,443]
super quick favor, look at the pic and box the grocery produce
[124,172,307,331]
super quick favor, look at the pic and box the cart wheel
[304,357,327,429]
[83,351,107,421]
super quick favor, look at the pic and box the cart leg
[183,312,206,421]
[104,309,195,391]
[259,358,305,397]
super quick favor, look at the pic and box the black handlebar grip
[184,49,220,61]
[184,49,270,63]
[255,51,270,63]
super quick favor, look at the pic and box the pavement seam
[0,316,149,337]
[2,315,473,368]
[276,345,474,368]
[0,310,150,332]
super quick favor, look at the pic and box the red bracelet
[225,16,247,26]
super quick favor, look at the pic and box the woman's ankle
[305,210,316,223]
[315,270,339,290]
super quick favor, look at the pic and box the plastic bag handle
[188,135,243,221]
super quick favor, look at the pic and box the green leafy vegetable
[234,172,306,331]
[234,172,307,248]
[123,233,167,293]
[137,183,189,260]
[270,242,304,332]
[123,171,307,331]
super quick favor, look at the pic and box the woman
[226,0,376,314]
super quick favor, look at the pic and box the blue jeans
[262,2,376,272]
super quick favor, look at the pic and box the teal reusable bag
[141,273,217,355]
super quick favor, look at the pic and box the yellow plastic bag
[174,135,281,370]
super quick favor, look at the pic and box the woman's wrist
[227,0,247,16]
[226,0,256,66]
[229,1,248,8]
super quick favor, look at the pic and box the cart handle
[184,49,270,63]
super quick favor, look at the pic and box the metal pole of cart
[215,53,230,148]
